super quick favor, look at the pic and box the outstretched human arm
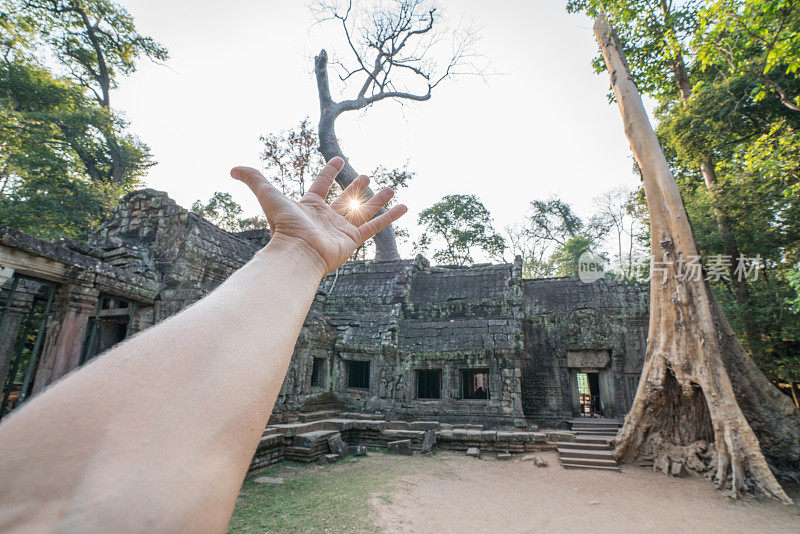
[0,157,406,533]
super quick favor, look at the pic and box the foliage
[191,192,266,233]
[260,118,323,199]
[566,0,702,100]
[696,0,800,111]
[1,0,169,106]
[512,198,608,277]
[568,0,800,380]
[417,194,505,266]
[0,0,165,239]
[789,266,800,313]
[0,58,132,238]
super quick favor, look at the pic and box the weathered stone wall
[521,277,649,426]
[87,189,265,329]
[2,189,649,429]
[273,258,648,428]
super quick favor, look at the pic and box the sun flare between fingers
[348,198,361,211]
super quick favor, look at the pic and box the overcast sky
[114,0,645,259]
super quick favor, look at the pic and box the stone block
[546,430,574,442]
[497,453,512,461]
[452,429,469,441]
[466,447,481,458]
[526,432,548,442]
[354,420,384,432]
[384,421,412,430]
[388,439,413,455]
[323,454,340,464]
[411,421,440,431]
[328,435,347,458]
[454,424,484,431]
[465,429,483,440]
[421,429,436,453]
[437,429,454,440]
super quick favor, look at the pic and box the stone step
[292,429,340,448]
[559,456,618,467]
[557,448,616,460]
[297,410,340,422]
[574,428,619,435]
[561,462,620,471]
[572,423,620,432]
[567,419,622,426]
[556,441,611,451]
[575,436,614,445]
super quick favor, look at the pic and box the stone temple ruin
[0,189,649,470]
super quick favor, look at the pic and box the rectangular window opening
[347,360,370,389]
[461,369,490,399]
[310,357,325,388]
[416,369,442,399]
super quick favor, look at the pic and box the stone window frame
[344,359,371,391]
[414,368,442,400]
[459,368,491,401]
[309,357,326,389]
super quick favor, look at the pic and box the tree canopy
[417,194,505,266]
[568,0,800,382]
[0,0,165,239]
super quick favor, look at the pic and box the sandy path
[374,451,800,533]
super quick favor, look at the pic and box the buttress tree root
[593,14,800,503]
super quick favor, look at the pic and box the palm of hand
[231,157,406,275]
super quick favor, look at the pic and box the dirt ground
[373,451,800,533]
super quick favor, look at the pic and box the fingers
[330,175,369,214]
[230,166,285,217]
[307,156,345,198]
[357,204,408,242]
[356,188,394,223]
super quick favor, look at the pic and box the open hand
[231,157,407,276]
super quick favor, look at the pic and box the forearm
[0,239,325,532]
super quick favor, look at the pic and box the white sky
[114,0,646,259]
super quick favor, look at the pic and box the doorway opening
[577,371,603,417]
[79,295,137,365]
[0,275,56,421]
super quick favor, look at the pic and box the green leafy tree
[525,198,607,276]
[2,0,168,185]
[0,0,166,239]
[417,194,505,266]
[191,192,267,233]
[568,0,800,381]
[0,59,113,238]
[697,0,800,112]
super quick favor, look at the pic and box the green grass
[227,453,451,533]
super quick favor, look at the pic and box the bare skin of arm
[0,157,406,533]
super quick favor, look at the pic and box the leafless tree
[312,0,483,260]
[593,186,644,278]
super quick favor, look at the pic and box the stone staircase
[557,419,622,471]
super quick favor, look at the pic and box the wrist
[257,235,328,281]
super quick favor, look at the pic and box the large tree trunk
[594,14,800,502]
[314,50,401,261]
